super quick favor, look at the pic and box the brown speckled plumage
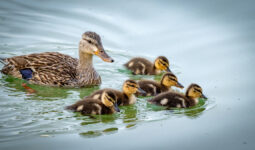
[1,31,113,87]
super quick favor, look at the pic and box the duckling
[86,80,145,106]
[137,72,184,96]
[66,90,120,115]
[124,56,171,75]
[0,31,114,87]
[148,84,207,108]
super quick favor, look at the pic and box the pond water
[0,0,255,149]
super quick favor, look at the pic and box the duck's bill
[94,49,114,63]
[138,87,146,94]
[114,103,120,112]
[176,82,184,89]
[166,67,172,72]
[200,94,208,99]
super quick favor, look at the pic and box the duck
[124,56,171,75]
[148,83,207,108]
[86,80,146,106]
[0,31,114,87]
[66,90,120,115]
[136,72,184,96]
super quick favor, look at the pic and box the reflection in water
[1,75,99,100]
[79,128,118,138]
[171,99,207,118]
[80,131,103,138]
[122,105,138,123]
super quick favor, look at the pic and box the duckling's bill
[166,67,171,73]
[201,94,208,99]
[176,81,184,89]
[138,87,146,95]
[114,103,120,112]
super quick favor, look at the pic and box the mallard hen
[0,31,114,87]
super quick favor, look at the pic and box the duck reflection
[121,105,138,123]
[77,103,139,138]
[1,75,99,100]
[169,98,207,118]
[79,127,118,138]
[78,114,120,138]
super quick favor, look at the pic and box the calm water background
[0,0,255,149]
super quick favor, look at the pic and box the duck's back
[148,91,191,108]
[124,57,154,75]
[1,52,78,86]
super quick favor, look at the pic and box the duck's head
[161,72,184,89]
[186,84,207,99]
[123,80,146,95]
[79,31,114,63]
[154,56,171,72]
[101,90,120,112]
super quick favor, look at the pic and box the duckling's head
[123,80,145,95]
[79,31,114,63]
[154,56,171,72]
[101,90,120,112]
[186,84,207,99]
[161,72,184,89]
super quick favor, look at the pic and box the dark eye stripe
[127,84,137,88]
[169,78,177,82]
[159,60,168,66]
[105,95,115,102]
[126,80,136,84]
[194,88,202,93]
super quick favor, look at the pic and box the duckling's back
[137,80,162,96]
[66,98,113,115]
[124,57,154,75]
[148,91,191,108]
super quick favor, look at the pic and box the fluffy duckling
[86,80,145,106]
[66,90,120,115]
[137,72,184,96]
[148,84,207,108]
[124,56,171,75]
[0,31,114,87]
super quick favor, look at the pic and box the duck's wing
[1,52,78,86]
